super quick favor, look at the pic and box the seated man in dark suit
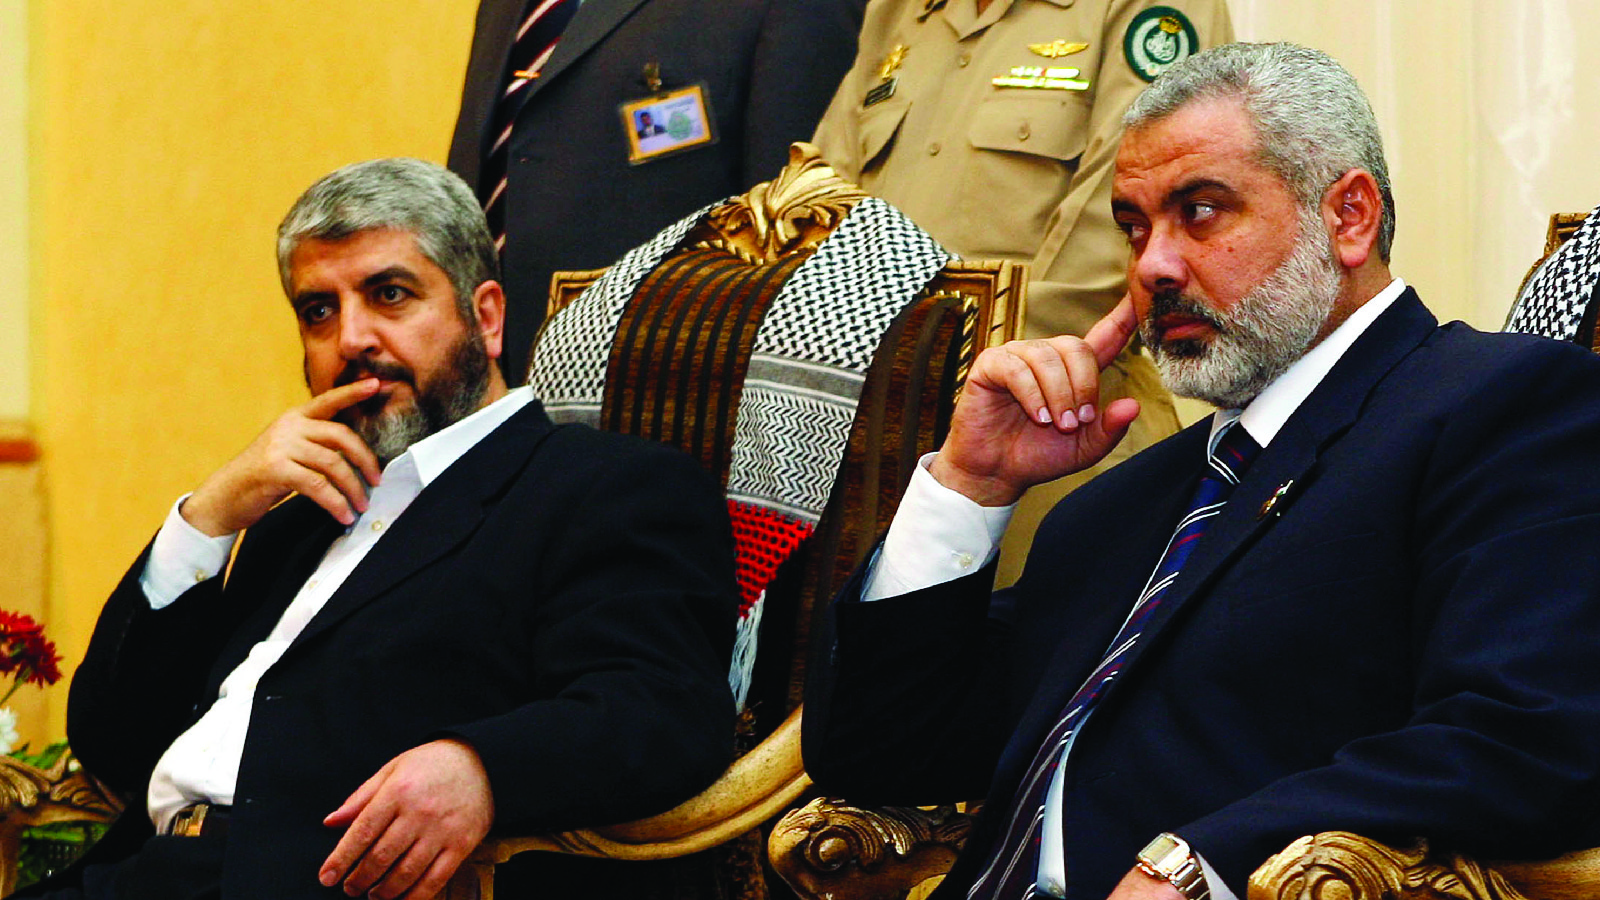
[805,42,1600,900]
[26,158,738,900]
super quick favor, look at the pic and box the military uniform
[812,0,1232,585]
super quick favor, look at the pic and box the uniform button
[958,52,971,67]
[1018,122,1031,140]
[928,142,941,156]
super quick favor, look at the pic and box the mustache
[1147,289,1226,332]
[334,357,415,389]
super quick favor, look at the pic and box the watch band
[1137,832,1210,900]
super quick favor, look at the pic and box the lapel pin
[1258,479,1295,520]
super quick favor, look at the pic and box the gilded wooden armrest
[1248,832,1600,900]
[0,753,121,897]
[473,706,809,867]
[768,798,974,900]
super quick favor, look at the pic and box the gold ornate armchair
[0,753,119,896]
[442,143,1024,899]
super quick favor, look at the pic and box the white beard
[1144,207,1342,409]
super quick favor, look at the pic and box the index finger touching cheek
[1084,295,1140,369]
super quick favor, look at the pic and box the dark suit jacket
[805,290,1600,899]
[448,0,864,384]
[64,401,739,899]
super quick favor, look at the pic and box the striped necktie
[480,0,579,250]
[967,422,1262,900]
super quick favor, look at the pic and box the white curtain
[1229,0,1600,330]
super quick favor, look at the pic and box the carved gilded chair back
[447,143,1025,900]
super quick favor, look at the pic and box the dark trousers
[18,834,224,900]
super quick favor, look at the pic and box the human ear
[1322,169,1382,269]
[472,281,507,361]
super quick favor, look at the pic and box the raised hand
[180,379,385,536]
[930,297,1143,506]
[320,739,495,900]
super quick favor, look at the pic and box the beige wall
[33,0,478,737]
[2,1,27,421]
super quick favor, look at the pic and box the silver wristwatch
[1137,832,1210,900]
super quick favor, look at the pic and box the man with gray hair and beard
[30,158,738,900]
[803,42,1600,900]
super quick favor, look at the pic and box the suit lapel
[288,401,558,651]
[1104,289,1440,686]
[527,0,651,98]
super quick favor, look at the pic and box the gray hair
[276,158,499,314]
[1124,42,1395,262]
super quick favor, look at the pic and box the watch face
[1141,833,1187,872]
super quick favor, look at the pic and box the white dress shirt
[863,279,1408,898]
[139,386,534,832]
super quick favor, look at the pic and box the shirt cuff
[862,453,1014,601]
[139,494,237,610]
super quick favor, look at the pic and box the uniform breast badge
[992,65,1089,91]
[1028,39,1089,58]
[1124,6,1199,82]
[865,44,908,107]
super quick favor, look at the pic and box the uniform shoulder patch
[1123,6,1200,83]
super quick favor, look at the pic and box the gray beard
[334,328,491,468]
[1142,207,1342,409]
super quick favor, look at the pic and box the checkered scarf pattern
[529,197,951,706]
[1506,205,1600,341]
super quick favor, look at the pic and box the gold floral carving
[699,143,869,265]
[769,798,973,900]
[1245,832,1600,900]
[0,753,121,896]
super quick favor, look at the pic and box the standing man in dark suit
[804,42,1600,900]
[28,158,737,900]
[447,0,865,385]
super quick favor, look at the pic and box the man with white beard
[802,42,1600,900]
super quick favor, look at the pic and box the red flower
[0,612,62,688]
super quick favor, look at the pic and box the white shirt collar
[394,385,535,488]
[1209,277,1408,453]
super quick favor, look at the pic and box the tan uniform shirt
[813,0,1233,585]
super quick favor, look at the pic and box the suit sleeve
[1027,0,1234,340]
[446,443,741,831]
[68,539,268,796]
[739,0,866,185]
[1179,341,1600,886]
[804,560,1018,805]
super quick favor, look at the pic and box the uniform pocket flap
[967,95,1088,161]
[858,98,912,168]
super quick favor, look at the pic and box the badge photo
[620,84,718,165]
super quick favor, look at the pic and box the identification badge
[864,78,898,108]
[620,83,718,165]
